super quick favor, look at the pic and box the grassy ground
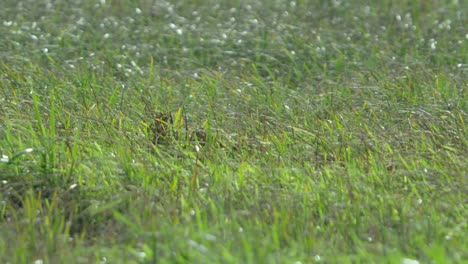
[0,0,466,263]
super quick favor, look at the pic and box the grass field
[0,0,466,263]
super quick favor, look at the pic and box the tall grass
[0,0,466,263]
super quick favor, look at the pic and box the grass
[0,0,466,263]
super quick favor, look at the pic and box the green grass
[0,0,466,263]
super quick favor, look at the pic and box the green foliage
[0,0,466,263]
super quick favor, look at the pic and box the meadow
[0,0,466,263]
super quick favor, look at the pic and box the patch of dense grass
[0,0,466,263]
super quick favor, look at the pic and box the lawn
[0,0,466,263]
